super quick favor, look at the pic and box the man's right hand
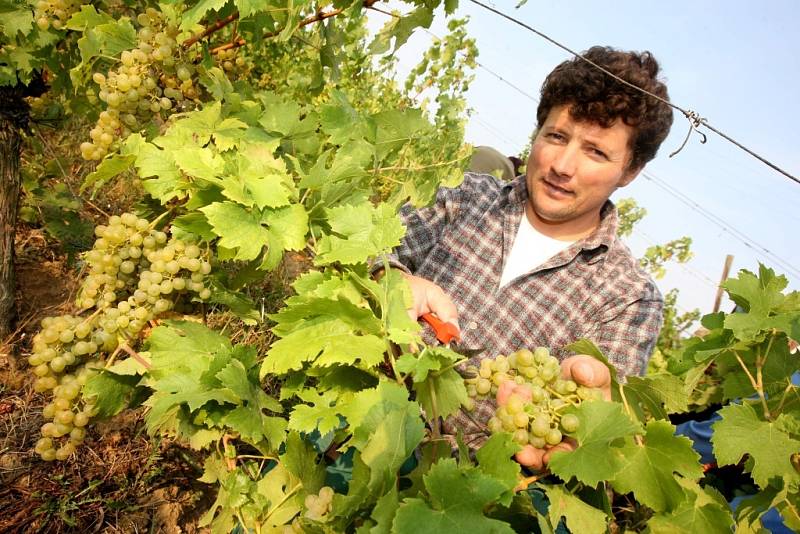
[402,273,460,331]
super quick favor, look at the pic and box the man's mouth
[541,178,573,197]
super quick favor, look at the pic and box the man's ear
[618,165,642,188]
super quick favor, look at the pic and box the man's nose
[551,144,578,178]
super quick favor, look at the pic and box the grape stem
[774,380,796,415]
[119,342,151,370]
[428,378,441,439]
[104,344,125,368]
[262,482,302,523]
[514,470,549,492]
[733,349,771,420]
[616,383,643,446]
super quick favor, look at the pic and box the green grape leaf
[547,400,640,486]
[396,353,440,383]
[340,381,411,435]
[135,143,184,202]
[81,152,135,194]
[622,373,690,421]
[82,371,140,418]
[270,296,381,336]
[722,265,788,316]
[258,91,304,136]
[711,402,800,488]
[216,359,282,413]
[647,479,733,534]
[199,468,253,530]
[173,102,223,145]
[413,366,469,421]
[280,431,326,492]
[611,420,702,512]
[106,355,150,376]
[721,265,800,341]
[180,0,230,29]
[368,485,400,534]
[254,463,302,529]
[171,212,216,241]
[315,202,405,265]
[211,117,248,151]
[544,485,608,534]
[392,458,515,533]
[221,406,287,446]
[173,146,225,183]
[147,321,230,374]
[319,92,362,145]
[475,433,521,503]
[359,399,425,493]
[263,317,385,376]
[371,108,432,160]
[261,204,308,251]
[201,201,270,261]
[188,428,222,450]
[0,1,33,37]
[207,283,261,325]
[65,4,114,30]
[287,389,342,435]
[369,6,433,55]
[222,170,291,210]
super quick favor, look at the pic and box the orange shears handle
[420,313,460,345]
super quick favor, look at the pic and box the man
[388,46,674,467]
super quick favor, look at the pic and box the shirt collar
[503,174,619,252]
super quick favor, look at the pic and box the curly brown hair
[537,46,673,171]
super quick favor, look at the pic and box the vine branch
[183,12,240,48]
[209,0,380,54]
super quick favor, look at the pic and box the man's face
[526,105,640,234]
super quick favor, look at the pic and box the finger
[496,380,517,406]
[542,440,574,465]
[515,445,545,470]
[424,285,460,331]
[562,355,611,389]
[512,384,533,403]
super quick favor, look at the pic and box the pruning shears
[420,312,484,359]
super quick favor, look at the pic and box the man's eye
[589,148,607,159]
[546,132,565,141]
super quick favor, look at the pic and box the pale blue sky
[375,0,800,315]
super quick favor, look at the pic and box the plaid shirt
[389,172,663,448]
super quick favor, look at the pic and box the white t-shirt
[499,213,575,288]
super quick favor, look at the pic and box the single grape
[560,413,580,433]
[545,428,563,446]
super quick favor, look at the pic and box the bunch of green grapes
[214,47,250,77]
[81,8,200,160]
[34,0,83,31]
[303,486,334,521]
[463,347,603,448]
[29,212,213,461]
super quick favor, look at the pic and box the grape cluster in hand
[29,213,213,461]
[464,347,602,448]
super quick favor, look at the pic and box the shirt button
[468,321,478,330]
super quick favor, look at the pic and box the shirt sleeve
[587,296,664,378]
[385,175,468,272]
